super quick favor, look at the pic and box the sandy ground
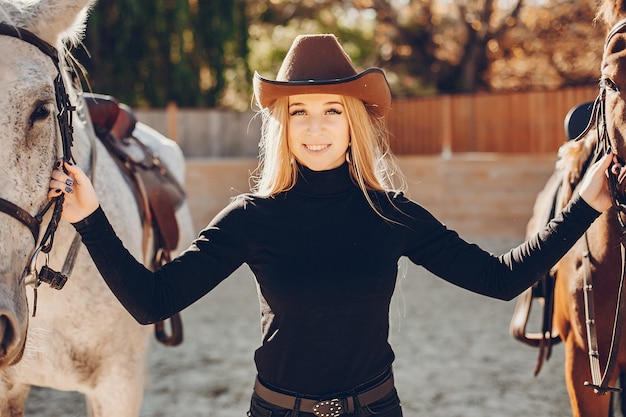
[25,236,578,417]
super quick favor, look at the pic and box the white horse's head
[0,0,95,368]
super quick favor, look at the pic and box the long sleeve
[73,198,249,324]
[404,194,600,300]
[69,161,604,396]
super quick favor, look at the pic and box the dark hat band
[253,67,391,117]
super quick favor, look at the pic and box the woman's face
[287,93,350,171]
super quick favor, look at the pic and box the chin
[301,159,344,172]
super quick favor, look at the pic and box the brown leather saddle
[509,170,563,376]
[84,93,185,346]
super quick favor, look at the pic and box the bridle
[570,17,626,395]
[0,23,77,304]
[0,23,182,346]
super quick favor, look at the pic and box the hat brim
[253,68,391,117]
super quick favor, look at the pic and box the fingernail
[65,179,74,186]
[65,186,73,194]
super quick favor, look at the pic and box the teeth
[306,144,328,151]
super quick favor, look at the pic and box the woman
[50,34,612,417]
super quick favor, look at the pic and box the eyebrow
[288,101,344,108]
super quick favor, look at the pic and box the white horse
[0,0,195,415]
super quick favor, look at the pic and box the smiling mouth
[305,144,330,151]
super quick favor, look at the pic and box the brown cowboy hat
[253,34,392,117]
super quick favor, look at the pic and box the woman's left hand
[48,162,99,223]
[578,153,614,212]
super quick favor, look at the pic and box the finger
[591,153,612,169]
[601,152,614,169]
[47,188,62,200]
[588,153,613,177]
[50,169,69,181]
[64,162,88,182]
[49,179,67,190]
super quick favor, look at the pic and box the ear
[595,0,626,29]
[2,0,97,47]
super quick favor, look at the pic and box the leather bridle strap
[581,232,626,394]
[577,17,626,394]
[0,22,80,309]
[0,23,75,247]
[0,199,43,242]
[0,23,57,59]
[605,18,626,52]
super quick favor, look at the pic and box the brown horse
[515,2,626,416]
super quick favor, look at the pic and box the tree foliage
[74,0,605,109]
[249,0,604,97]
[75,0,250,108]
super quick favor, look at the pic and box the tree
[487,0,603,91]
[75,0,250,108]
[74,0,605,109]
[249,0,604,96]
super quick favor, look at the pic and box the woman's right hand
[48,162,100,223]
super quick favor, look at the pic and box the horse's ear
[17,0,97,47]
[596,0,626,29]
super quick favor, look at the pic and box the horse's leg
[0,376,30,417]
[611,372,626,417]
[616,372,626,416]
[564,338,613,417]
[84,361,148,417]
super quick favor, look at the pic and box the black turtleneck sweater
[74,162,599,396]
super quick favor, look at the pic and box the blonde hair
[251,95,407,210]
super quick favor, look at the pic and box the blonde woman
[50,34,612,417]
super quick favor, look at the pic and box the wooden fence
[185,155,558,238]
[135,85,600,158]
[387,85,599,155]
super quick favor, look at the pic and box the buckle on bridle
[312,398,343,417]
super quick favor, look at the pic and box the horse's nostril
[0,314,15,356]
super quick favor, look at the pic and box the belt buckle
[312,398,343,417]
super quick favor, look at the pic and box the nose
[0,311,24,367]
[307,114,324,134]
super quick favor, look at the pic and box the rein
[0,23,78,311]
[573,17,626,395]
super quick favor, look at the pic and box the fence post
[167,101,178,142]
[441,95,452,158]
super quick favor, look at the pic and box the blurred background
[70,0,606,159]
[76,0,603,109]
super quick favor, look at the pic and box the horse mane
[555,133,597,210]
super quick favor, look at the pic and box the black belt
[253,373,395,417]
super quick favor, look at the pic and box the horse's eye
[29,101,53,126]
[602,78,620,92]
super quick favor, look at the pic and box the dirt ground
[26,237,578,417]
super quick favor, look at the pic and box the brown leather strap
[253,373,394,415]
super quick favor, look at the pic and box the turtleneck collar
[291,162,356,196]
